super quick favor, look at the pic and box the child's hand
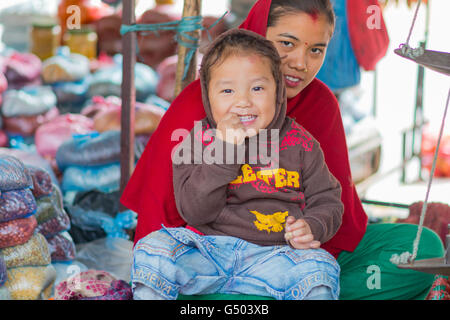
[284,216,321,249]
[216,113,248,145]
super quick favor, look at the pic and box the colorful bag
[88,55,159,102]
[2,106,60,137]
[27,166,53,199]
[0,233,51,268]
[34,185,64,225]
[0,215,37,249]
[0,256,6,287]
[46,231,76,262]
[1,86,56,118]
[0,188,37,223]
[4,264,56,300]
[34,113,94,159]
[346,0,390,71]
[81,280,132,300]
[92,102,165,135]
[35,186,71,239]
[55,131,122,169]
[51,75,92,109]
[3,52,42,89]
[0,155,33,192]
[54,270,117,300]
[41,47,90,84]
[61,162,121,193]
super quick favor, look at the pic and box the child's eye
[252,86,264,92]
[222,89,233,94]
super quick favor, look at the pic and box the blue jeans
[131,227,340,300]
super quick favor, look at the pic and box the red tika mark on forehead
[308,10,319,22]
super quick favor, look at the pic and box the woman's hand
[216,113,248,145]
[284,216,321,249]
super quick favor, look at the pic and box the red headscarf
[120,0,367,258]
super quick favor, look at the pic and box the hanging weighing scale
[390,0,450,276]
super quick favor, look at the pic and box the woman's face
[266,12,333,98]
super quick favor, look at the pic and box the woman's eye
[280,40,293,48]
[311,47,324,55]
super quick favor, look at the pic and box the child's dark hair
[267,0,335,31]
[200,29,282,93]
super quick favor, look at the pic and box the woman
[121,0,443,300]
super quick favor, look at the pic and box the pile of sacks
[0,155,55,300]
[0,154,76,300]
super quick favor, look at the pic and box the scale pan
[397,257,450,276]
[394,48,450,76]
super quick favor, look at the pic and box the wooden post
[174,0,202,96]
[120,0,136,210]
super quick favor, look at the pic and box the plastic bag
[66,190,120,243]
[27,165,53,199]
[0,215,37,249]
[0,154,33,191]
[145,94,170,111]
[74,189,121,215]
[93,101,164,135]
[3,52,42,89]
[35,187,71,238]
[61,162,121,193]
[0,148,59,187]
[2,106,60,137]
[46,231,76,262]
[316,0,361,92]
[81,280,132,300]
[55,131,121,169]
[422,127,450,177]
[34,113,94,159]
[88,54,159,102]
[136,7,179,69]
[67,206,136,240]
[52,260,88,288]
[51,75,91,109]
[0,256,6,286]
[75,237,134,282]
[54,269,116,300]
[0,188,37,224]
[0,286,10,300]
[0,130,7,148]
[0,232,51,268]
[34,184,63,224]
[1,85,56,117]
[4,264,56,300]
[41,47,90,84]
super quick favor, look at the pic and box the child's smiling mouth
[238,115,258,126]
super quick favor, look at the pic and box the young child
[131,29,343,300]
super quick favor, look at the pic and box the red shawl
[120,0,367,258]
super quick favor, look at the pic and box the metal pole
[174,0,202,97]
[120,0,136,210]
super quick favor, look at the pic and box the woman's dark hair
[200,29,282,93]
[267,0,335,30]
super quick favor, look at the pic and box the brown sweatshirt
[172,29,343,246]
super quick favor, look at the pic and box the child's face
[208,53,277,134]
